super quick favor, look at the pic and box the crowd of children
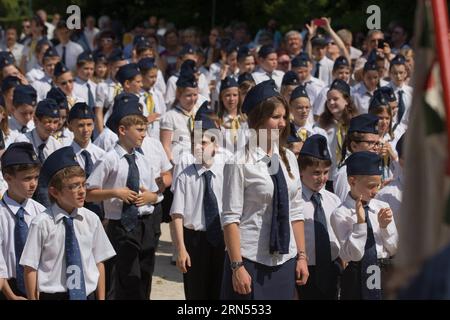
[0,11,411,300]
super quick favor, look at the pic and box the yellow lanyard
[176,106,195,132]
[336,122,346,163]
[29,39,37,60]
[113,83,122,98]
[144,92,155,115]
[297,128,308,142]
[67,96,76,109]
[230,116,240,144]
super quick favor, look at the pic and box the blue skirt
[220,254,297,300]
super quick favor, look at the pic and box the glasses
[101,38,113,42]
[63,182,86,192]
[356,140,381,148]
[60,79,74,86]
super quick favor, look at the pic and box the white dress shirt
[140,87,167,139]
[388,82,413,127]
[26,67,45,84]
[16,129,63,161]
[330,194,398,262]
[95,79,120,123]
[0,193,45,278]
[55,41,84,71]
[376,174,403,221]
[251,67,284,90]
[222,147,304,266]
[302,185,341,265]
[20,204,116,295]
[171,162,224,231]
[333,164,350,203]
[86,143,159,220]
[352,82,375,115]
[71,141,106,170]
[312,56,334,86]
[8,116,34,134]
[73,78,98,107]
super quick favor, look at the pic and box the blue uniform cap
[346,151,382,176]
[133,35,147,46]
[180,59,197,74]
[282,71,300,86]
[135,39,151,51]
[176,61,198,88]
[258,45,276,58]
[291,52,310,68]
[53,62,70,78]
[299,134,330,160]
[41,146,80,186]
[237,46,251,61]
[391,54,406,66]
[106,93,143,134]
[329,79,350,96]
[348,113,379,134]
[77,51,94,64]
[287,122,301,143]
[333,56,350,70]
[220,76,238,92]
[68,102,95,122]
[179,44,196,57]
[43,47,59,59]
[241,79,279,114]
[107,48,125,63]
[1,76,21,92]
[363,60,378,72]
[225,43,238,55]
[376,86,396,102]
[311,35,328,48]
[0,51,15,69]
[369,93,389,110]
[194,101,218,130]
[13,85,37,107]
[290,84,309,101]
[93,52,108,64]
[46,87,68,110]
[137,57,156,72]
[1,142,40,168]
[237,72,254,85]
[116,63,140,85]
[35,98,60,118]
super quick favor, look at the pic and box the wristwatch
[230,261,244,271]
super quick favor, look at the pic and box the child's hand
[147,113,161,124]
[356,195,366,224]
[378,208,393,229]
[135,187,158,206]
[177,248,191,273]
[115,188,138,204]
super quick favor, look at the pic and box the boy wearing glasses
[53,62,84,108]
[20,146,115,300]
[333,114,380,202]
[86,95,160,300]
[17,98,63,206]
[0,143,44,300]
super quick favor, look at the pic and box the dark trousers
[105,205,162,300]
[340,260,392,300]
[39,292,96,300]
[297,261,341,300]
[183,228,225,300]
[161,188,173,223]
[0,278,25,300]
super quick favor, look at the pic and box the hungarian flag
[394,0,450,290]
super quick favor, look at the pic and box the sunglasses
[60,79,74,86]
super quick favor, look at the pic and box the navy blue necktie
[62,46,67,66]
[314,62,321,78]
[86,82,95,110]
[121,153,140,232]
[311,192,332,293]
[20,125,28,133]
[361,206,382,300]
[267,155,290,254]
[202,170,223,247]
[81,150,94,177]
[37,143,46,163]
[397,90,405,124]
[64,216,87,300]
[14,207,28,295]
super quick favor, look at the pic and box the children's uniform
[321,122,345,183]
[17,129,63,161]
[53,127,74,147]
[293,122,328,142]
[0,193,45,296]
[170,162,225,299]
[299,185,341,299]
[375,174,403,221]
[388,82,413,127]
[8,117,35,135]
[221,147,304,300]
[86,143,160,299]
[220,114,249,153]
[71,140,106,169]
[140,87,167,139]
[19,204,115,298]
[3,130,23,149]
[55,41,84,71]
[73,78,98,108]
[165,73,210,107]
[0,246,6,279]
[31,76,53,102]
[333,165,350,202]
[95,79,122,124]
[312,57,334,86]
[93,127,118,152]
[26,66,45,84]
[251,67,284,90]
[330,195,398,299]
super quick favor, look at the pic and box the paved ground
[150,222,185,300]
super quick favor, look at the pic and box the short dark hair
[2,163,41,177]
[298,154,332,171]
